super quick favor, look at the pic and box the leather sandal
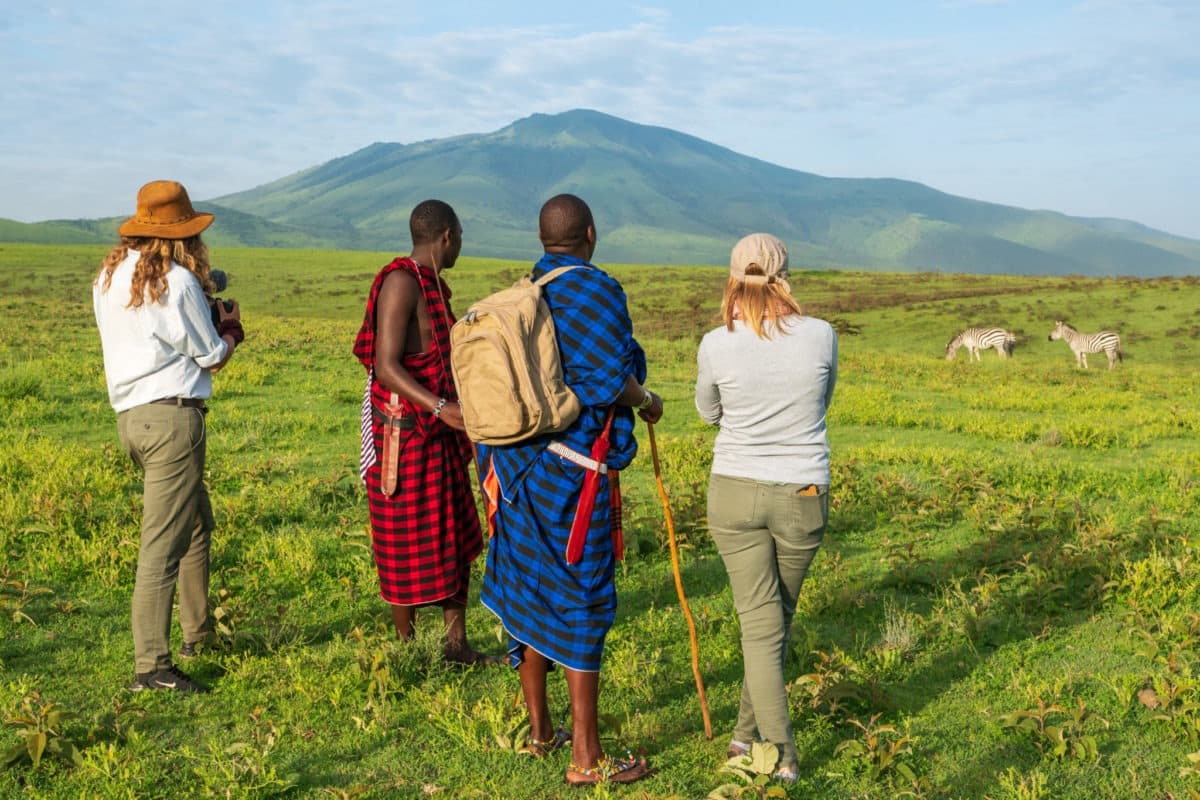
[443,648,503,669]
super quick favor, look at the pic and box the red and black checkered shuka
[353,257,482,606]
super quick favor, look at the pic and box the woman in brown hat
[93,180,244,693]
[694,233,837,783]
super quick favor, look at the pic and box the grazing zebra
[1048,320,1122,370]
[945,327,1017,361]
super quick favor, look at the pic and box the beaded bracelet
[432,397,448,418]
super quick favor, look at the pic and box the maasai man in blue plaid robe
[479,195,660,785]
[479,253,644,668]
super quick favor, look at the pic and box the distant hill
[0,204,338,250]
[5,109,1199,276]
[0,217,105,246]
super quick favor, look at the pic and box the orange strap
[482,458,500,539]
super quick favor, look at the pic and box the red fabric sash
[565,407,617,565]
[483,407,624,563]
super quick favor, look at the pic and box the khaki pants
[707,473,828,772]
[118,403,214,673]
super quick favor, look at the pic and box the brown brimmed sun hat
[118,180,214,239]
[730,233,789,284]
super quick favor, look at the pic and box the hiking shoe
[128,665,209,694]
[178,640,199,658]
[727,740,752,759]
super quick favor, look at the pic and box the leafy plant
[834,713,919,784]
[0,570,54,625]
[1145,676,1200,742]
[707,742,788,799]
[88,695,147,745]
[882,537,936,589]
[3,691,84,770]
[998,696,1108,760]
[493,718,533,755]
[355,641,398,724]
[210,585,252,652]
[790,648,887,719]
[1115,550,1200,617]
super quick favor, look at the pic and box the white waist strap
[546,441,607,474]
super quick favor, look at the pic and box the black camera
[208,269,235,326]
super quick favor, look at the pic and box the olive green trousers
[707,473,828,771]
[118,403,214,673]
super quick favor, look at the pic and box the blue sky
[3,1,1198,238]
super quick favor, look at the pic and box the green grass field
[2,242,1200,799]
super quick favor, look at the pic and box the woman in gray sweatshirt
[694,233,837,783]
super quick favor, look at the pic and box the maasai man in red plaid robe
[353,200,495,666]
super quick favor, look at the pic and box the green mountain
[4,109,1198,275]
[0,204,338,250]
[210,110,1200,275]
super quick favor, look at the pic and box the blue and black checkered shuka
[480,253,647,672]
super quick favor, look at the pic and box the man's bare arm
[374,271,441,411]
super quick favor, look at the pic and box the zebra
[1048,320,1122,369]
[945,327,1017,361]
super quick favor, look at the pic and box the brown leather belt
[372,409,416,429]
[150,397,207,409]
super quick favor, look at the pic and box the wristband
[638,388,655,411]
[432,397,448,418]
[218,319,245,346]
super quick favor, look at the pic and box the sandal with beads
[522,727,572,758]
[566,752,651,786]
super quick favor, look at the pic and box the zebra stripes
[945,327,1017,361]
[1048,320,1122,370]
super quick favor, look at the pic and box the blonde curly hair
[95,235,213,308]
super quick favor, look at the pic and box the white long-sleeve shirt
[93,250,228,413]
[695,316,837,485]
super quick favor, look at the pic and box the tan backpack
[449,266,582,444]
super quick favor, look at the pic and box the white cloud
[1,1,1197,237]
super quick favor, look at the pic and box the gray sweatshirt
[695,316,837,485]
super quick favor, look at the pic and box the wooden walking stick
[647,422,713,740]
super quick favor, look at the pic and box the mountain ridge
[4,109,1197,276]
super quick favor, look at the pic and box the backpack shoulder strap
[532,264,582,288]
